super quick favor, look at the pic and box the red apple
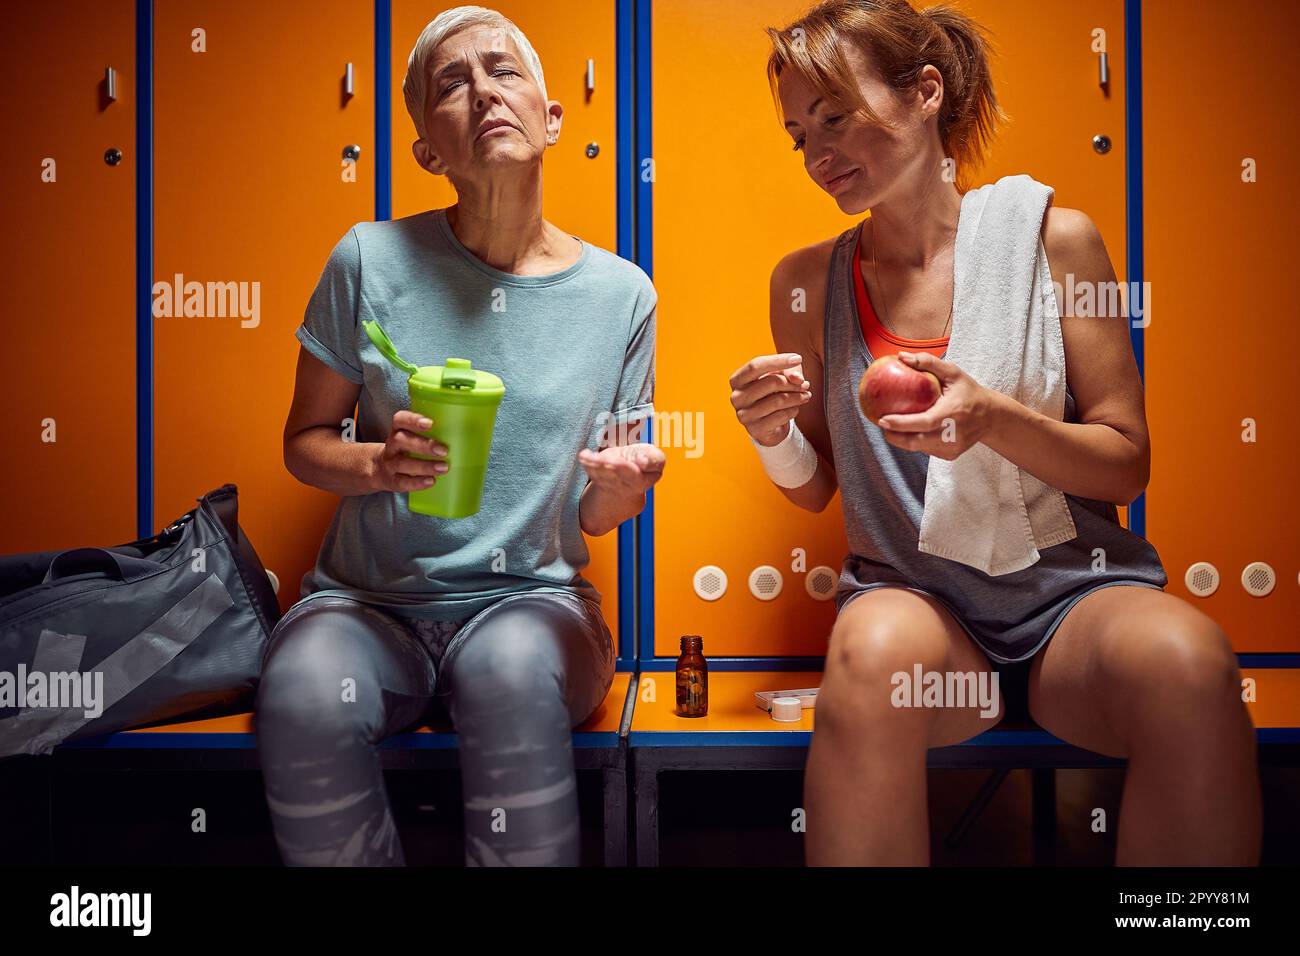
[858,355,941,425]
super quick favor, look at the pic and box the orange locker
[0,0,137,551]
[152,0,375,613]
[390,0,625,639]
[1144,0,1300,652]
[650,0,1130,660]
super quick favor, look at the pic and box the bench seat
[58,672,633,750]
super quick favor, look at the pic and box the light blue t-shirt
[293,207,656,622]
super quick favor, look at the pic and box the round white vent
[1184,562,1219,598]
[1241,561,1275,597]
[748,565,783,601]
[692,565,727,602]
[266,569,280,595]
[805,565,838,601]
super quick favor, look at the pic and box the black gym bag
[0,483,281,757]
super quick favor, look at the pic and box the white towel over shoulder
[916,173,1077,576]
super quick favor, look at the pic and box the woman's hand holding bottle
[369,410,450,493]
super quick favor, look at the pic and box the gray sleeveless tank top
[823,219,1168,662]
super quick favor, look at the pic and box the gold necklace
[868,217,954,340]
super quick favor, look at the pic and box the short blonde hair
[403,6,548,142]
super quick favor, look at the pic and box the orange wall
[0,0,137,551]
[1144,0,1299,652]
[152,0,375,613]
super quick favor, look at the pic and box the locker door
[651,0,1128,659]
[1145,0,1300,652]
[391,1,623,635]
[1,0,136,551]
[153,0,375,612]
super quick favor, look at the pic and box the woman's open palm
[577,443,665,495]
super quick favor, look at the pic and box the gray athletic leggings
[254,590,615,866]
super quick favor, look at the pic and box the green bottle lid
[362,320,504,401]
[409,358,504,399]
[362,318,418,375]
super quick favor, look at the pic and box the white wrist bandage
[751,420,818,488]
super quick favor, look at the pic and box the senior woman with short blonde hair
[255,5,662,866]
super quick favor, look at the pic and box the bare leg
[805,587,1003,866]
[1027,585,1261,865]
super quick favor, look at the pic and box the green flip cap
[362,319,504,401]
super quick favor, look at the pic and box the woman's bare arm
[283,347,470,498]
[764,242,840,513]
[979,206,1150,505]
[577,443,665,536]
[283,347,379,497]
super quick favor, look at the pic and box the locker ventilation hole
[748,565,783,601]
[1241,562,1275,598]
[692,565,728,602]
[805,565,838,601]
[1183,562,1219,598]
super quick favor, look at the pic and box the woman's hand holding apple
[863,351,1000,461]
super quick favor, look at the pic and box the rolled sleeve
[600,278,656,448]
[296,227,365,384]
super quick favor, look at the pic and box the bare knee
[1104,614,1242,741]
[1118,614,1237,696]
[819,605,949,735]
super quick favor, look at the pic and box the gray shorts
[837,578,1166,724]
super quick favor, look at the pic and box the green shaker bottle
[362,319,505,518]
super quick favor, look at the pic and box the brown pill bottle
[675,635,708,717]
